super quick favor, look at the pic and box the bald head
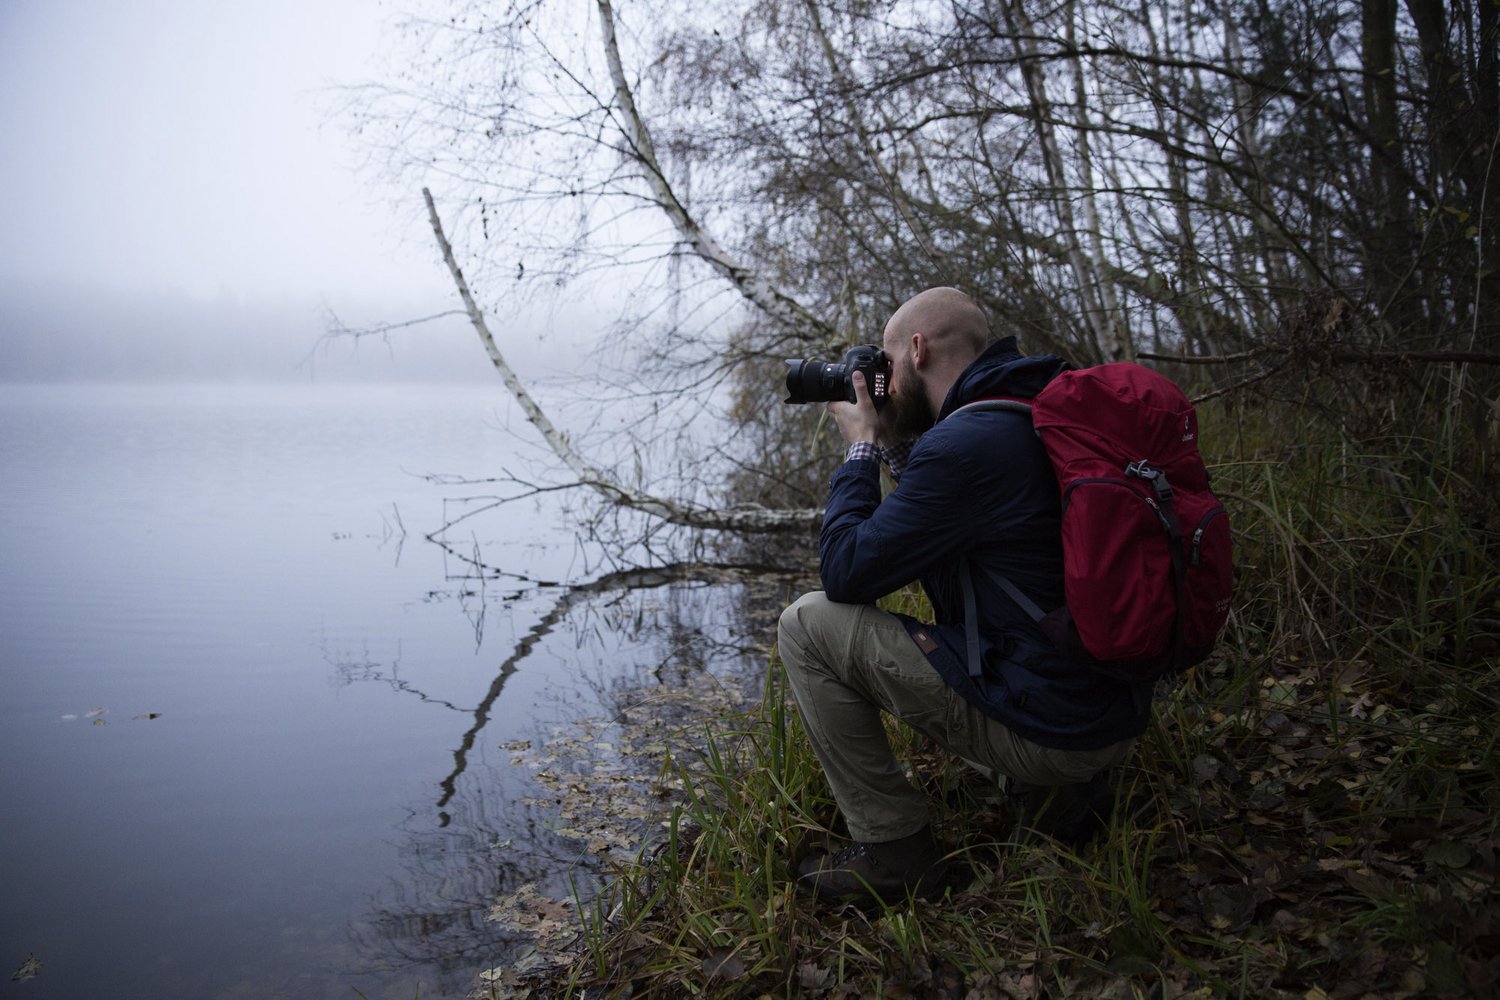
[883,287,989,363]
[879,287,993,426]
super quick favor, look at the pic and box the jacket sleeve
[818,430,995,604]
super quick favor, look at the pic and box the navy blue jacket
[818,338,1151,750]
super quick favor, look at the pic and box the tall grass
[505,399,1499,998]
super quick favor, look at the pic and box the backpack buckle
[1126,460,1174,501]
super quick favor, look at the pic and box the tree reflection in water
[329,563,804,994]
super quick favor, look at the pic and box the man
[778,286,1150,906]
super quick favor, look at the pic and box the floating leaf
[487,882,575,945]
[12,954,40,982]
[132,712,162,721]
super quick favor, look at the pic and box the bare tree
[343,0,1499,549]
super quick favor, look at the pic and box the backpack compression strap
[960,559,1046,679]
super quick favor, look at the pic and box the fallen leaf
[1424,840,1472,869]
[798,959,834,991]
[701,947,745,981]
[487,882,575,944]
[1106,953,1157,976]
[1198,883,1257,932]
[1192,754,1223,783]
[1269,909,1302,933]
[12,954,40,982]
[1344,870,1392,901]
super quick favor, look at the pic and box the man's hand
[826,370,882,446]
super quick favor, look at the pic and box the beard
[885,357,935,440]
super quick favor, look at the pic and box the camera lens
[785,359,847,404]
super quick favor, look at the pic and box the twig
[324,308,467,340]
[1138,348,1500,366]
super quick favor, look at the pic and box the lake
[0,382,782,998]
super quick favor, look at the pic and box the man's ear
[910,332,927,368]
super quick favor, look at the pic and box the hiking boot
[1008,771,1117,847]
[795,825,950,906]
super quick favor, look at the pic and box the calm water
[0,383,769,999]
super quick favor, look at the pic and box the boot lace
[829,842,881,871]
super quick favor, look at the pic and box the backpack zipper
[1191,507,1228,566]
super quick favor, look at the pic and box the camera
[784,345,890,408]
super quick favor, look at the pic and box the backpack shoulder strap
[952,396,1035,420]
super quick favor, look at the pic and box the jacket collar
[937,337,1068,420]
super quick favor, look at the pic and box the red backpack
[958,362,1232,682]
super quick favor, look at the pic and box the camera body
[784,345,891,408]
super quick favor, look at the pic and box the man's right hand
[826,370,881,446]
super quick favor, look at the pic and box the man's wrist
[879,438,916,480]
[844,440,879,464]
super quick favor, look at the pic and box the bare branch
[1139,349,1500,366]
[323,309,468,340]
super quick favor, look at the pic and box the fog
[0,0,539,384]
[0,277,504,384]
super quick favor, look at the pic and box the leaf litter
[471,643,1500,998]
[475,663,753,995]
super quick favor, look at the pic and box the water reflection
[334,561,806,993]
[0,383,828,999]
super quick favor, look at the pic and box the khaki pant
[777,591,1134,843]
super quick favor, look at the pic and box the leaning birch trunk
[595,0,836,346]
[422,187,821,534]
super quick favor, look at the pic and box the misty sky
[0,0,503,381]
